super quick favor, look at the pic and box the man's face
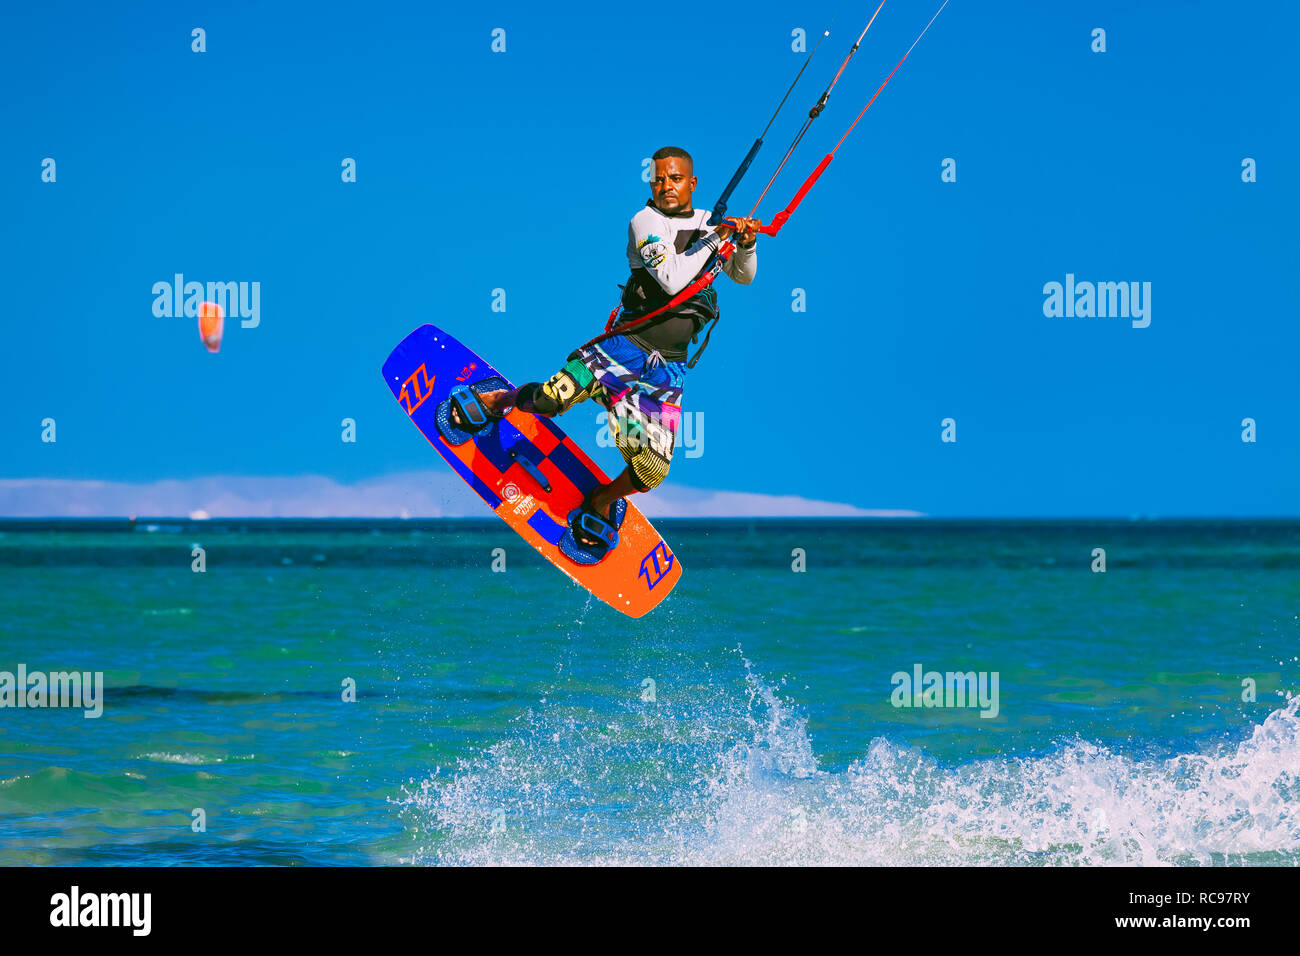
[650,156,696,214]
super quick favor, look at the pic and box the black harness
[618,209,726,367]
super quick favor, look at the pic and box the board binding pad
[382,324,682,617]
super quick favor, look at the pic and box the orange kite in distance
[198,301,223,353]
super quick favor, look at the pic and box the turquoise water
[0,518,1297,865]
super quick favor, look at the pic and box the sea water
[0,518,1296,865]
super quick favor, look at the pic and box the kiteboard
[381,324,682,617]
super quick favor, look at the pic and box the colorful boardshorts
[539,334,686,491]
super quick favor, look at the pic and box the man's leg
[588,466,642,515]
[449,357,595,428]
[584,391,675,514]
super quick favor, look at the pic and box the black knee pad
[516,382,561,417]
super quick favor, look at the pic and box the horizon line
[2,514,1298,523]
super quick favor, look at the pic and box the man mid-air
[448,146,761,560]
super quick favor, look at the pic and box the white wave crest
[397,666,1300,866]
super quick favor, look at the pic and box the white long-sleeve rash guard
[620,201,757,359]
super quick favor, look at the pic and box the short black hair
[652,146,693,169]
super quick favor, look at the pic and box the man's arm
[630,209,724,296]
[723,237,757,286]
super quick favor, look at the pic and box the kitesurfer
[450,146,761,555]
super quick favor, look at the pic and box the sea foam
[397,664,1300,866]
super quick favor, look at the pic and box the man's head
[649,147,696,214]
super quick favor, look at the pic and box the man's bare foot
[573,489,618,549]
[449,388,513,429]
[571,468,642,548]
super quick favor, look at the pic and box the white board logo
[501,482,522,501]
[512,495,535,517]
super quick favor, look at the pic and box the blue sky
[2,0,1296,516]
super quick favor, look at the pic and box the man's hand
[716,217,762,247]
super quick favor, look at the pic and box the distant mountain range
[0,474,922,519]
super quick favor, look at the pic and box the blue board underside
[382,327,508,509]
[382,324,601,517]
